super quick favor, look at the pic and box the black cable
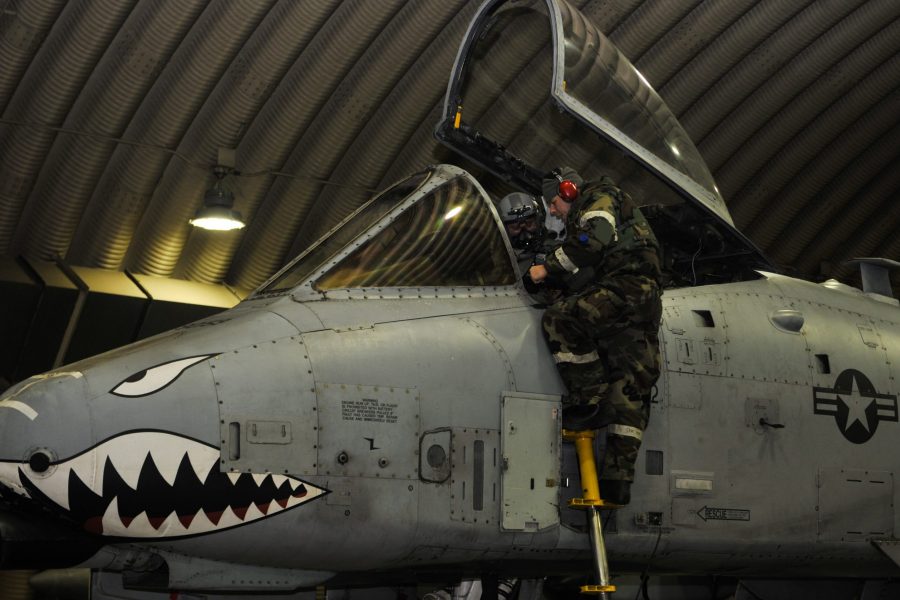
[633,526,662,600]
[238,168,376,191]
[0,117,376,192]
[0,116,205,168]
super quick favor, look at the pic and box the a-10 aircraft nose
[0,308,329,540]
[0,371,92,502]
[0,345,228,536]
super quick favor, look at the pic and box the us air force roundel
[813,369,898,444]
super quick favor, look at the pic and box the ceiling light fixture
[190,164,245,231]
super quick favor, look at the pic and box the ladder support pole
[562,429,616,596]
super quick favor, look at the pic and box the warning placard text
[341,398,399,424]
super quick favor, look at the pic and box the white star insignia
[836,373,874,433]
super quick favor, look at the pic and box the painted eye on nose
[111,354,217,397]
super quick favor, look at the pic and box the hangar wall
[0,256,241,390]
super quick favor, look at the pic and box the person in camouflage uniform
[528,166,662,506]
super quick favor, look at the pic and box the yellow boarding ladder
[562,428,618,598]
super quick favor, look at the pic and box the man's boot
[599,479,631,506]
[561,403,601,429]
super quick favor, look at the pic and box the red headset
[553,169,579,202]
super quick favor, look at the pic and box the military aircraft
[1,0,899,599]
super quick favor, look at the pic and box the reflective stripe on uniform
[553,350,600,364]
[607,424,643,440]
[578,210,618,241]
[554,246,579,273]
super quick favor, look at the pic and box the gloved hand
[522,272,541,294]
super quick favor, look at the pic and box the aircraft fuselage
[1,270,897,585]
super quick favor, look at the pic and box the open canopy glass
[435,0,770,280]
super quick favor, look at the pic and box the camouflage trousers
[541,275,662,482]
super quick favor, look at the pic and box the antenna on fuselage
[845,257,900,299]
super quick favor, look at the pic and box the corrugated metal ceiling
[0,0,898,294]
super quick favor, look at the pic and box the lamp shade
[190,205,245,231]
[190,186,245,230]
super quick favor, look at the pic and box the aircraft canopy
[435,0,772,279]
[258,166,516,295]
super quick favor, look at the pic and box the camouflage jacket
[542,177,661,292]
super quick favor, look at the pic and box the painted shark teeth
[0,462,31,499]
[20,432,221,509]
[93,482,317,537]
[11,431,327,538]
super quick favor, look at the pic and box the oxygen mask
[506,217,543,251]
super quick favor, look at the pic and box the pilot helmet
[498,192,539,224]
[498,192,542,251]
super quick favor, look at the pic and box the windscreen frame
[273,165,520,302]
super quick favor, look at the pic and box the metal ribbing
[661,0,810,116]
[738,41,900,244]
[68,0,259,270]
[379,102,446,189]
[830,175,900,282]
[67,144,173,270]
[788,118,900,270]
[0,0,137,255]
[582,0,643,35]
[790,123,900,276]
[635,0,757,88]
[733,52,900,237]
[866,192,900,279]
[123,0,275,277]
[0,0,66,114]
[227,0,407,290]
[680,0,865,147]
[607,0,703,62]
[167,0,334,284]
[12,0,207,261]
[704,1,900,181]
[282,0,477,264]
[794,132,900,277]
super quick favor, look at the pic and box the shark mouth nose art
[0,431,327,538]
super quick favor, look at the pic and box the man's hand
[529,263,548,283]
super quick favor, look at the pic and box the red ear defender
[558,179,579,202]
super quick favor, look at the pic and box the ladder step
[580,584,616,595]
[568,497,620,510]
